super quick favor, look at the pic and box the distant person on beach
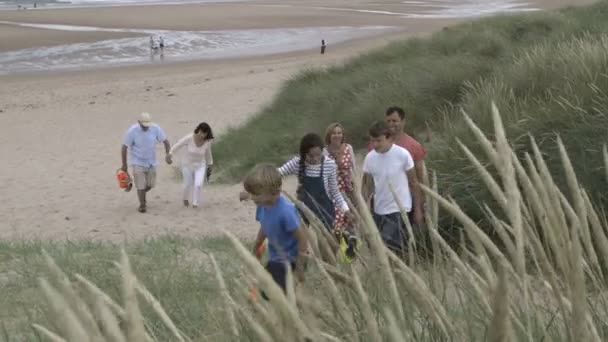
[167,122,214,208]
[121,112,172,213]
[244,164,309,297]
[321,39,326,54]
[150,36,157,51]
[362,121,423,256]
[159,36,165,61]
[323,123,359,259]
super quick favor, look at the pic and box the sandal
[340,234,359,263]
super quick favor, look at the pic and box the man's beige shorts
[132,165,157,190]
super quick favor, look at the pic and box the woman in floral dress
[323,123,358,258]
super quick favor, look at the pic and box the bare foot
[183,200,189,207]
[138,205,146,213]
[192,205,198,209]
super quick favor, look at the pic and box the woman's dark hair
[298,133,324,185]
[194,122,214,140]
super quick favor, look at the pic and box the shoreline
[0,0,246,11]
[0,23,407,75]
[0,27,425,79]
[0,1,461,51]
[0,0,593,76]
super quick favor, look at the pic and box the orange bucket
[116,169,132,192]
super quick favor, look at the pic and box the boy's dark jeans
[261,261,296,300]
[372,211,414,256]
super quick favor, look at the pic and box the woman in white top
[167,122,214,208]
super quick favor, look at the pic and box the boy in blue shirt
[243,163,309,296]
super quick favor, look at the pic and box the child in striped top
[277,133,351,233]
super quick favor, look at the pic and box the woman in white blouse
[167,122,214,208]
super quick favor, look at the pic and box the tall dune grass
[431,32,608,233]
[25,103,608,341]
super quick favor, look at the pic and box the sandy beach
[0,0,597,242]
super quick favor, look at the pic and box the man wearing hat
[121,112,172,213]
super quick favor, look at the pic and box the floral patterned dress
[324,143,355,234]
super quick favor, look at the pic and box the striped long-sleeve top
[278,156,349,212]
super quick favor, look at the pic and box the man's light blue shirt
[123,124,167,168]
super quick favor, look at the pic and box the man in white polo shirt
[121,112,172,213]
[361,120,423,255]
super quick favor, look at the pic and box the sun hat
[138,112,152,127]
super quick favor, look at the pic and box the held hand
[239,191,251,202]
[206,166,213,182]
[121,164,128,172]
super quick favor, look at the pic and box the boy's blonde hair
[243,163,282,195]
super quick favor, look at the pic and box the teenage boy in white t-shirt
[361,120,424,255]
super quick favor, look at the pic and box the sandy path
[0,0,598,242]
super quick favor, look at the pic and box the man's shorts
[132,165,156,190]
